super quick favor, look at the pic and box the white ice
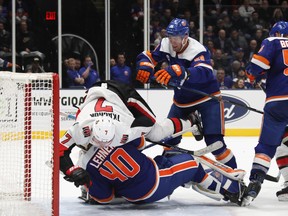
[60,137,287,216]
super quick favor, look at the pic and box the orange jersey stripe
[90,190,115,204]
[159,160,198,177]
[145,51,158,66]
[252,54,270,66]
[173,91,221,107]
[255,153,271,162]
[216,148,231,161]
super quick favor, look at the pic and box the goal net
[0,72,59,216]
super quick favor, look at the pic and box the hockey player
[241,21,288,206]
[276,127,288,201]
[135,18,237,169]
[59,80,245,205]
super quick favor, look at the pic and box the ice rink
[60,137,287,216]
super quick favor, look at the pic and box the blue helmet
[269,21,288,37]
[166,18,189,37]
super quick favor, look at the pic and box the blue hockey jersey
[136,37,220,107]
[249,37,288,103]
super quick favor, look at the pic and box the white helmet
[91,116,115,147]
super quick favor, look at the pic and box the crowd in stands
[1,0,288,89]
[0,0,45,73]
[146,0,288,89]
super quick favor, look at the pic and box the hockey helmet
[166,18,189,37]
[269,21,288,37]
[91,116,115,147]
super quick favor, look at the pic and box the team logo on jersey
[82,126,91,137]
[120,134,129,144]
[222,94,250,123]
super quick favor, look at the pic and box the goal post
[0,72,59,216]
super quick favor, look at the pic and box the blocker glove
[136,61,154,83]
[64,166,92,188]
[154,64,187,86]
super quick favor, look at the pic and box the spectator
[257,0,273,24]
[232,67,252,89]
[203,25,216,45]
[232,48,247,69]
[16,20,45,63]
[0,21,11,58]
[216,67,233,89]
[228,60,242,78]
[253,29,266,49]
[110,53,132,85]
[74,58,81,71]
[0,57,20,71]
[79,55,100,89]
[245,39,258,61]
[160,8,174,27]
[271,8,284,25]
[232,78,248,89]
[230,9,247,33]
[213,29,232,55]
[170,0,184,18]
[0,0,8,24]
[212,49,230,72]
[66,58,85,88]
[238,0,255,23]
[280,1,288,20]
[110,58,116,67]
[25,57,45,73]
[206,40,216,58]
[247,11,267,36]
[227,28,248,54]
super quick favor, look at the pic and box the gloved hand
[136,61,154,83]
[154,64,187,86]
[64,166,92,188]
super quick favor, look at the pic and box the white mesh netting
[0,72,59,216]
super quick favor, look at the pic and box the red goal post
[0,72,59,216]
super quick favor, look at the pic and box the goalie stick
[147,140,246,181]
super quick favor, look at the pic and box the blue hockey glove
[154,64,187,86]
[136,61,154,83]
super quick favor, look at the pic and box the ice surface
[60,137,287,216]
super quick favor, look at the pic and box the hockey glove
[154,64,187,86]
[136,61,154,83]
[64,166,92,188]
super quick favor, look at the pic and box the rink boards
[59,89,266,137]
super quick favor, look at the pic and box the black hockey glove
[64,166,92,188]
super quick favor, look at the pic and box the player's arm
[154,51,215,86]
[185,52,215,83]
[59,123,91,188]
[135,44,166,83]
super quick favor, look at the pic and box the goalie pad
[192,168,246,205]
[195,155,246,181]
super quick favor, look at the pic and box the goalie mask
[91,116,115,147]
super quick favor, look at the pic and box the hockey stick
[147,140,245,181]
[265,171,281,182]
[143,126,197,151]
[166,81,264,115]
[145,140,223,157]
